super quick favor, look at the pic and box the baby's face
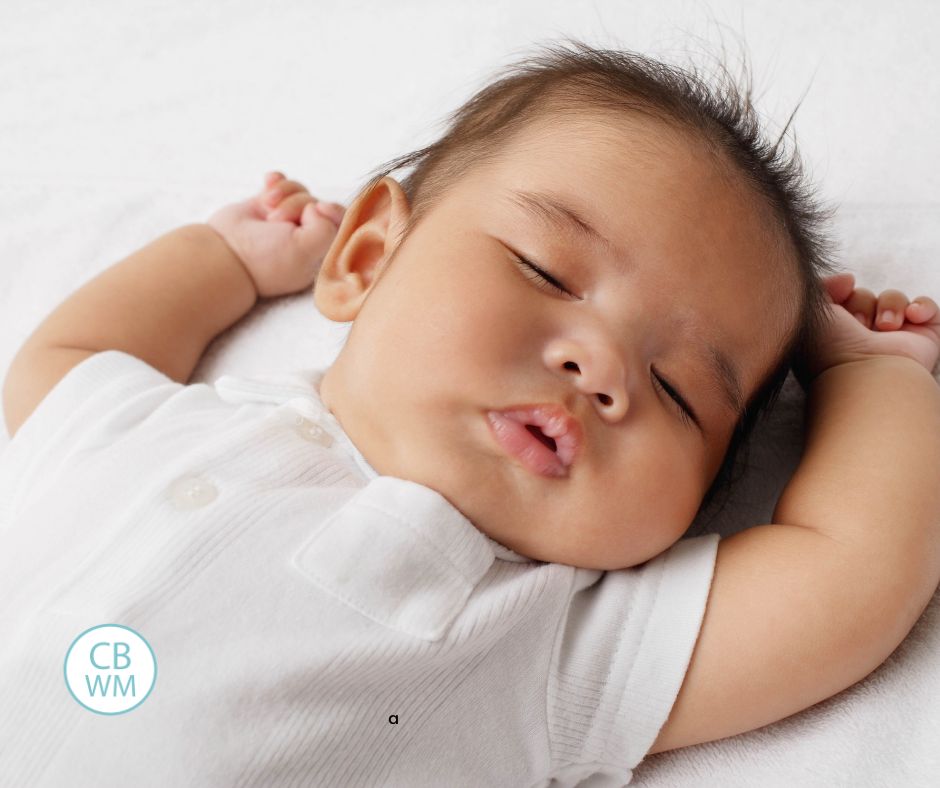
[317,112,797,569]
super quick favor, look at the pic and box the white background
[2,0,938,207]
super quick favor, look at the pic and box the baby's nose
[543,339,628,421]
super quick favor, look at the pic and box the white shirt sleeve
[0,349,181,526]
[547,532,720,778]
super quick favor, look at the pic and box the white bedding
[2,1,938,785]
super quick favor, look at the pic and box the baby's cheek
[625,437,700,550]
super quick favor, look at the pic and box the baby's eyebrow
[506,188,746,424]
[506,189,628,275]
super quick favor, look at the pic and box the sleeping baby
[2,41,939,787]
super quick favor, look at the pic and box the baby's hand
[797,272,940,384]
[207,172,346,298]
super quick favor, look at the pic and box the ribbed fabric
[0,350,719,787]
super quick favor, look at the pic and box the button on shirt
[168,473,219,510]
[0,350,719,787]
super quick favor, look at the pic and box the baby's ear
[314,177,411,321]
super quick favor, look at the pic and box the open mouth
[525,424,557,453]
[485,405,582,478]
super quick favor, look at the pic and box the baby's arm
[2,224,256,437]
[2,173,341,438]
[649,284,940,756]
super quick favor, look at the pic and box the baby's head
[313,41,837,569]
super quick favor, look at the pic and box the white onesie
[0,350,719,787]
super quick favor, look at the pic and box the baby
[2,42,940,786]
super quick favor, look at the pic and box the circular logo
[64,624,157,714]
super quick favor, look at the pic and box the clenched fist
[207,171,346,298]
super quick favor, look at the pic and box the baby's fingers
[843,287,877,328]
[264,171,286,189]
[265,178,309,208]
[874,289,909,330]
[313,201,345,227]
[906,296,939,324]
[268,191,316,223]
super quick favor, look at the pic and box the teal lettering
[113,673,136,697]
[112,642,131,670]
[90,642,110,669]
[85,674,111,696]
[84,673,137,697]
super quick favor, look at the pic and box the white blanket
[2,1,938,785]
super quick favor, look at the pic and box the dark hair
[356,38,840,530]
